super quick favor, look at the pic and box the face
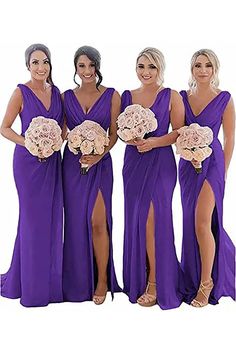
[136,55,159,85]
[192,55,213,84]
[76,55,96,83]
[28,50,50,81]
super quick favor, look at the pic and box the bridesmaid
[0,44,64,307]
[122,47,185,309]
[179,49,235,307]
[62,46,121,305]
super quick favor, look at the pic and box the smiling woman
[0,43,64,307]
[62,45,121,305]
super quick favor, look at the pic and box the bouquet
[25,116,63,162]
[176,123,213,173]
[116,104,157,141]
[67,120,110,174]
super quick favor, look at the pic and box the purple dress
[0,84,64,307]
[179,90,236,304]
[122,88,184,309]
[62,88,121,302]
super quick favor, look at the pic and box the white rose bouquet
[25,116,63,162]
[117,104,157,141]
[67,120,110,174]
[176,123,213,173]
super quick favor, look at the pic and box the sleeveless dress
[179,90,236,304]
[122,88,184,309]
[0,84,64,307]
[62,88,121,302]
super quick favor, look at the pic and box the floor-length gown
[122,88,184,309]
[62,88,121,302]
[179,90,236,304]
[0,84,64,307]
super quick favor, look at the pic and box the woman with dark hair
[62,46,121,305]
[0,44,64,307]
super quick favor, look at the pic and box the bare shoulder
[9,87,23,104]
[111,90,121,108]
[170,89,183,103]
[112,90,121,100]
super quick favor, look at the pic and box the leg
[137,202,157,306]
[192,180,215,306]
[91,190,109,304]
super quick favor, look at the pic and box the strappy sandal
[93,288,108,305]
[137,281,157,307]
[191,279,214,308]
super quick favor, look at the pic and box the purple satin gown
[0,84,64,307]
[62,88,121,302]
[122,88,184,309]
[179,90,236,304]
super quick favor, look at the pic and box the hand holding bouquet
[176,123,213,173]
[67,120,110,174]
[25,116,63,162]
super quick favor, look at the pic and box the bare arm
[222,97,235,173]
[61,92,68,141]
[0,88,25,146]
[137,90,185,153]
[103,90,120,153]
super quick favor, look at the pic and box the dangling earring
[210,78,216,88]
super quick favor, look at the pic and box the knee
[92,220,107,237]
[195,220,211,240]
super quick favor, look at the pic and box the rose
[192,148,207,162]
[86,130,97,141]
[181,149,193,161]
[80,140,94,155]
[117,128,133,141]
[125,116,135,129]
[202,146,212,158]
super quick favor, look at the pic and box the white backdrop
[0,0,235,353]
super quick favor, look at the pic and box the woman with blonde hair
[179,49,235,307]
[122,47,185,309]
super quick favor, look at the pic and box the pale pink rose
[38,138,53,149]
[181,149,193,161]
[42,147,54,158]
[133,125,146,138]
[86,130,96,141]
[104,136,110,146]
[117,114,126,128]
[94,145,105,155]
[145,120,157,132]
[80,140,94,155]
[117,128,133,141]
[68,145,79,155]
[25,142,39,156]
[125,116,135,129]
[192,148,206,162]
[94,135,106,146]
[202,146,212,158]
[124,104,142,116]
[53,138,63,151]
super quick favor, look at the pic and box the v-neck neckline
[72,88,108,115]
[184,90,224,117]
[128,87,167,109]
[23,84,54,112]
